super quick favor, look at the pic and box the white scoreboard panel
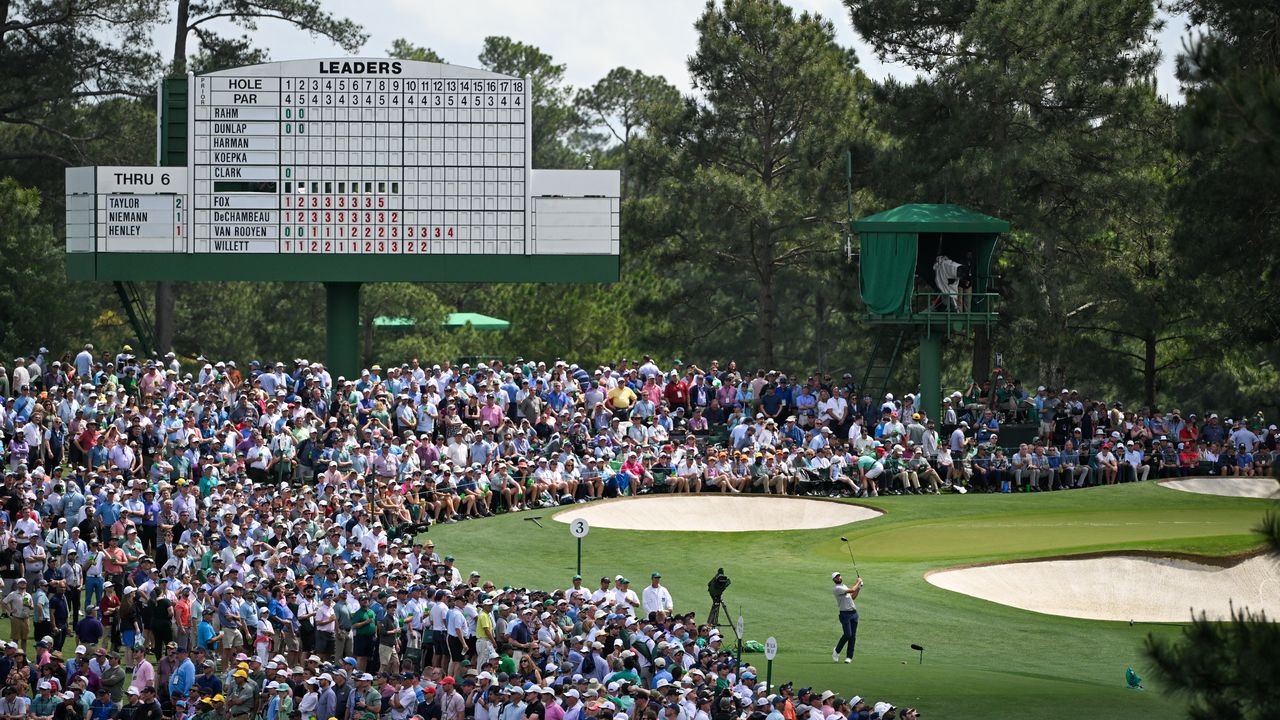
[65,167,188,253]
[190,59,533,255]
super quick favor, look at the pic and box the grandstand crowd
[1,343,1276,720]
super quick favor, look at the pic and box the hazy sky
[155,0,1192,101]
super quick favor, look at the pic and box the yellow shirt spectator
[608,385,637,410]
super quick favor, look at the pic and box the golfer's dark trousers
[835,609,858,659]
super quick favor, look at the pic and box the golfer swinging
[831,571,863,663]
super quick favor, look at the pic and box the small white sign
[735,615,744,637]
[764,636,777,660]
[570,518,590,538]
[96,166,187,194]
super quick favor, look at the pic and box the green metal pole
[577,537,582,577]
[919,331,943,422]
[325,281,361,380]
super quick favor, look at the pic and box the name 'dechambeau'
[211,210,272,223]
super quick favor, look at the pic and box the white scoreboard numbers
[191,59,533,255]
[67,58,620,267]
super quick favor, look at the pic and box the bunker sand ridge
[926,552,1280,622]
[1158,476,1280,499]
[552,495,882,532]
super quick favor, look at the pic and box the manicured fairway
[423,482,1272,719]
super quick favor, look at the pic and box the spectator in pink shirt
[716,380,739,410]
[642,376,663,405]
[480,395,505,427]
[620,452,648,493]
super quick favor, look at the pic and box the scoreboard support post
[326,281,362,379]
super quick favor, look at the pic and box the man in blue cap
[766,695,787,720]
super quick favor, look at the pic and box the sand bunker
[1159,476,1280,499]
[553,496,881,532]
[927,554,1280,622]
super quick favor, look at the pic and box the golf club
[839,536,860,578]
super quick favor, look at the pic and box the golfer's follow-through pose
[831,571,863,663]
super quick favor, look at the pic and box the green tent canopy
[854,203,1010,234]
[443,312,510,331]
[855,204,1008,316]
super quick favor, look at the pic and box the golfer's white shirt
[833,583,855,612]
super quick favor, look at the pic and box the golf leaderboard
[64,58,621,283]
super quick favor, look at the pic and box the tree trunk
[757,267,777,368]
[620,132,631,200]
[154,283,175,353]
[362,309,376,368]
[154,0,190,354]
[1144,331,1157,408]
[1036,234,1067,390]
[172,0,190,73]
[813,290,826,373]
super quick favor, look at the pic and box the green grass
[7,483,1269,719]
[423,483,1271,720]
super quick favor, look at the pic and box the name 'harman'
[318,60,403,75]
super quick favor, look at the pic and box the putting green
[422,482,1270,720]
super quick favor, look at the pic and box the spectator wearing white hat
[1121,441,1151,483]
[611,578,640,618]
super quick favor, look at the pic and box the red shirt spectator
[664,377,689,408]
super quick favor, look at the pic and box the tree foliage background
[0,0,1276,414]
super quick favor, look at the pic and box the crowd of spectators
[2,348,1274,503]
[0,343,1276,720]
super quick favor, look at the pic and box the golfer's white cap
[831,572,841,580]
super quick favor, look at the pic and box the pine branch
[1257,511,1280,556]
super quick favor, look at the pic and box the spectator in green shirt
[351,596,377,671]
